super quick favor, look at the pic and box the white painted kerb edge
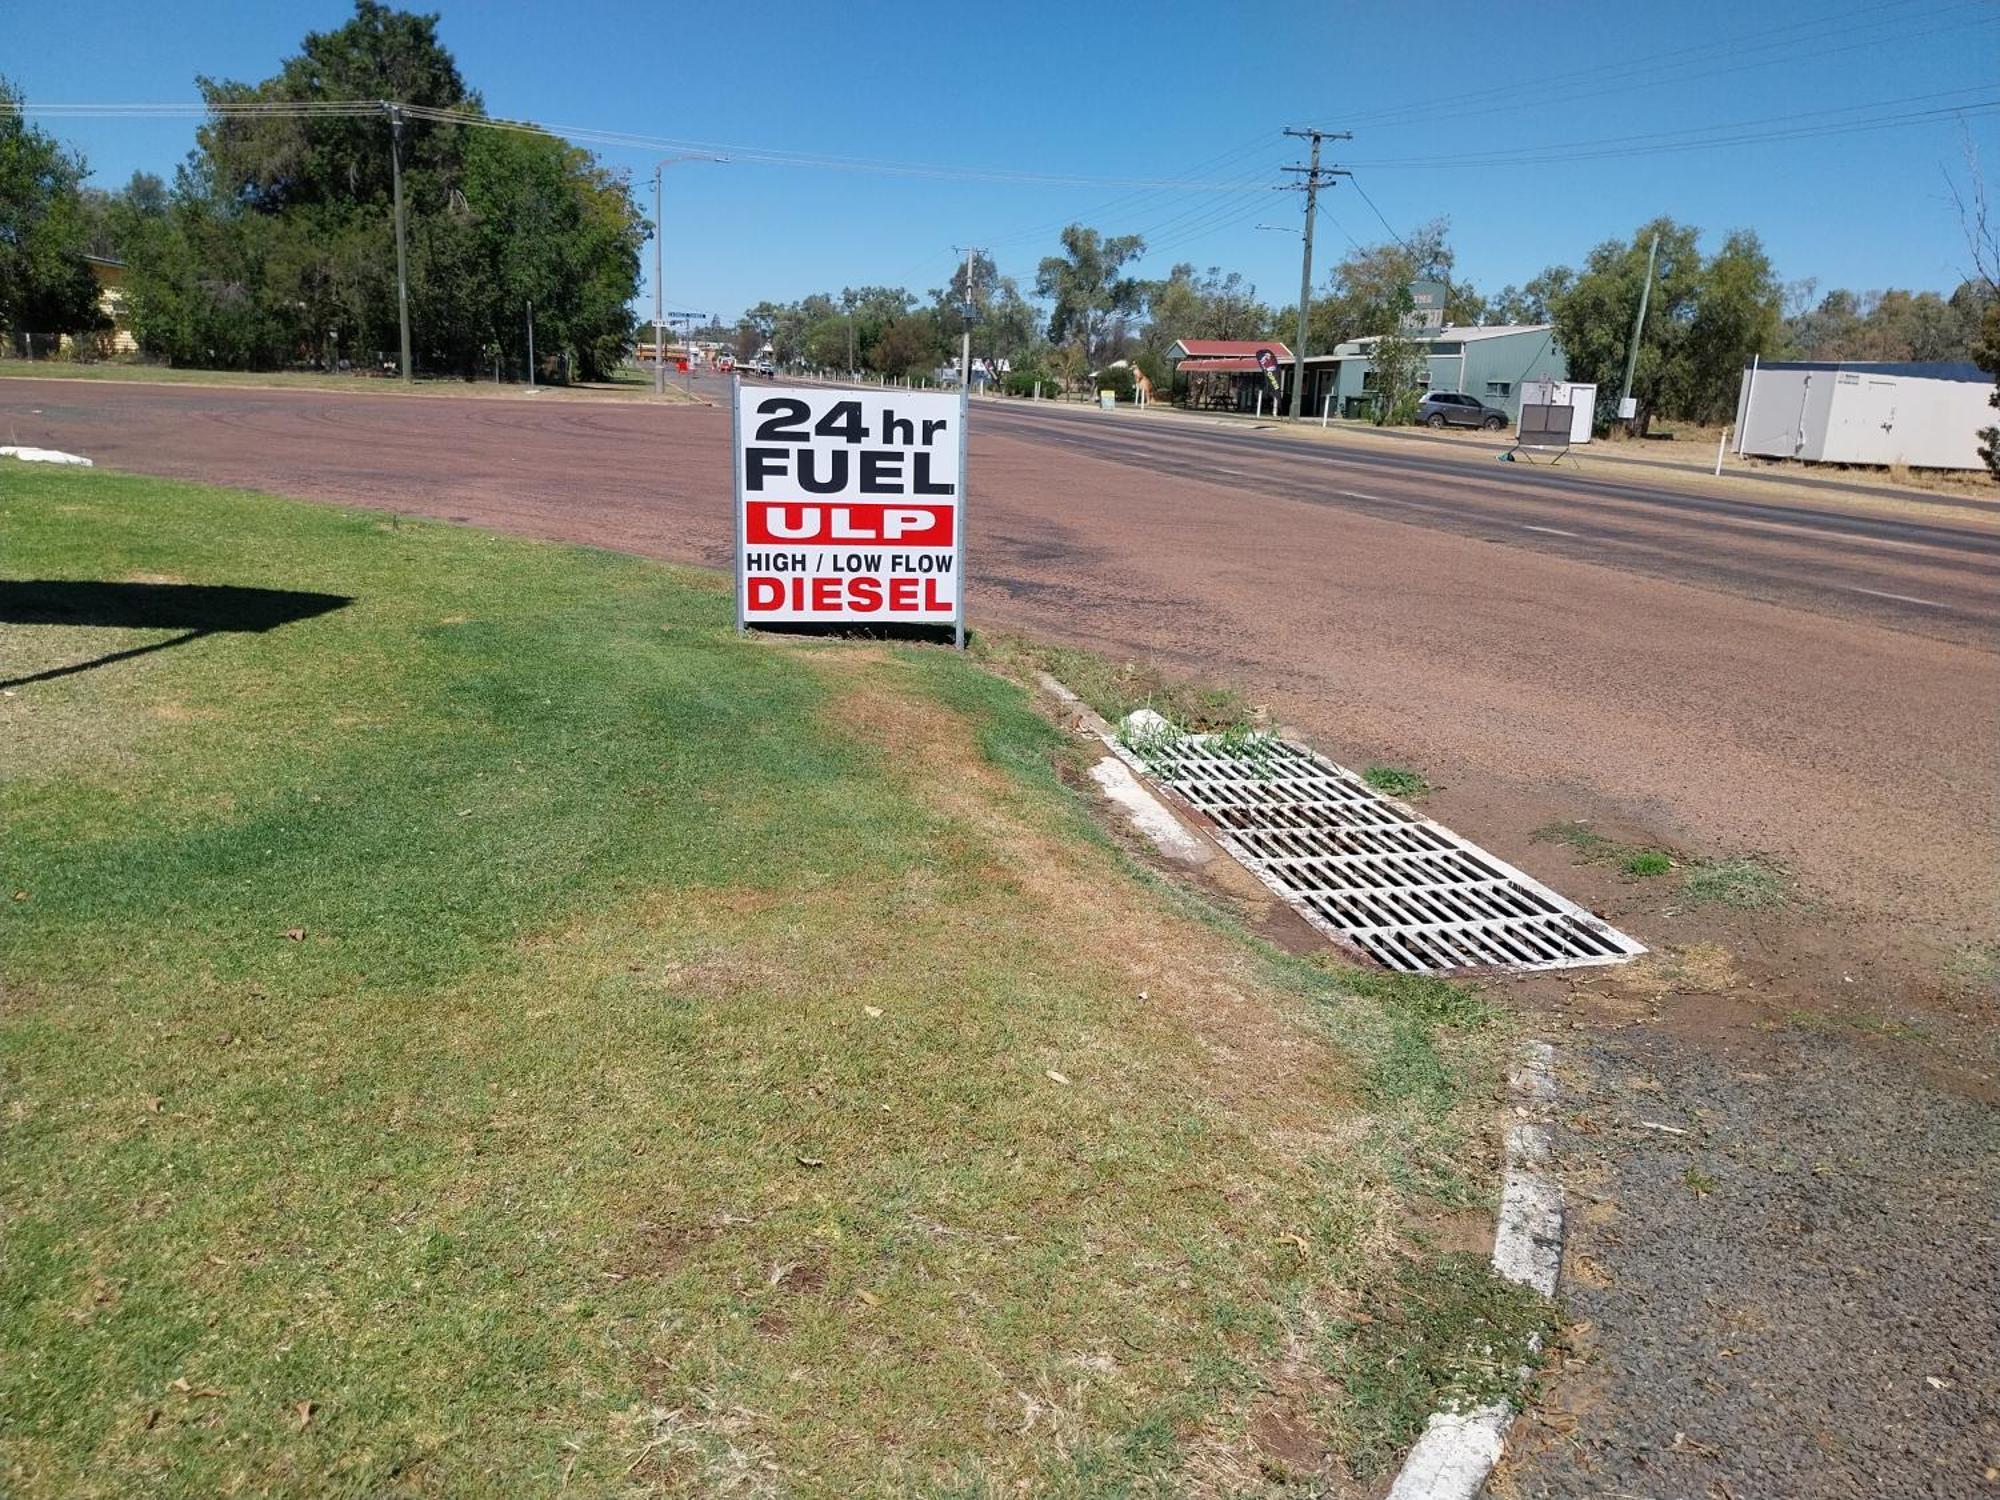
[1088,757,1211,865]
[1385,1040,1564,1500]
[0,446,92,466]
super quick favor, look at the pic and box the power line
[1337,0,1967,133]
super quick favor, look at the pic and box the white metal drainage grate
[1119,733,1644,974]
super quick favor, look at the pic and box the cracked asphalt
[1498,1022,2000,1500]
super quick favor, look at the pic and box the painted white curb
[1035,674,1563,1495]
[1387,1039,1564,1499]
[0,445,92,466]
[1088,757,1212,865]
[1034,672,1218,867]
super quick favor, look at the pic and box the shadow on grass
[0,580,352,689]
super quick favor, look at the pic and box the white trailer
[1733,360,1990,471]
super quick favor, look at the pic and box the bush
[1093,363,1136,402]
[1383,390,1421,426]
[1002,368,1050,397]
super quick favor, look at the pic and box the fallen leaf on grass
[282,928,305,942]
[795,1155,824,1169]
[855,1290,881,1307]
[295,1400,315,1430]
[1045,1070,1071,1086]
[144,1096,162,1114]
[862,1006,883,1019]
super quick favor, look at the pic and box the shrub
[1093,363,1136,402]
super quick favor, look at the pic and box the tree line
[1,2,645,380]
[716,212,1994,431]
[3,1,1993,433]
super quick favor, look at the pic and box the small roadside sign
[734,382,966,646]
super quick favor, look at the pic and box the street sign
[733,382,967,646]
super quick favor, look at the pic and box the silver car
[1417,391,1507,430]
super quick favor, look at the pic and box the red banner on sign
[744,502,954,547]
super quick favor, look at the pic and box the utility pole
[386,103,413,384]
[1617,231,1661,432]
[1280,128,1350,421]
[526,300,535,389]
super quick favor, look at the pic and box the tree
[1035,224,1145,363]
[1547,218,1779,431]
[1141,263,1267,354]
[0,78,104,348]
[109,2,643,376]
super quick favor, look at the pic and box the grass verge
[2,466,1532,1496]
[0,360,699,402]
[1360,766,1431,801]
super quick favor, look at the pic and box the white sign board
[1521,378,1597,444]
[734,383,966,644]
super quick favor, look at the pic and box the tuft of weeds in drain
[973,633,1252,730]
[1323,1252,1558,1479]
[1681,856,1790,910]
[1115,713,1189,764]
[1619,849,1673,878]
[1362,765,1432,800]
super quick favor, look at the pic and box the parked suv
[1416,391,1508,430]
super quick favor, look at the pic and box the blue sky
[11,0,1998,321]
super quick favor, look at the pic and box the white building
[1733,360,1991,471]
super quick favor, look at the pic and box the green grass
[972,632,1253,731]
[1361,765,1431,800]
[0,359,697,402]
[1533,822,1687,883]
[1528,820,1620,860]
[0,466,1530,1496]
[1680,856,1791,910]
[1323,1253,1557,1475]
[1619,849,1674,878]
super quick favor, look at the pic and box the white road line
[1842,585,1948,609]
[1522,524,1580,537]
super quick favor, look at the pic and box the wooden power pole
[1281,127,1351,421]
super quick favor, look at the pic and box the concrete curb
[1034,672,1564,1498]
[1035,672,1214,868]
[1386,1039,1564,1500]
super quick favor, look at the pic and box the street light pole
[650,154,726,398]
[386,102,413,383]
[653,168,666,397]
[1617,231,1661,432]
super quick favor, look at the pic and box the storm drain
[1119,732,1644,974]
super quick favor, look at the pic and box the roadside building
[1296,324,1566,421]
[1733,360,1990,471]
[81,256,137,356]
[1166,338,1293,412]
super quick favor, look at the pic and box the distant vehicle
[751,358,775,377]
[1416,391,1508,430]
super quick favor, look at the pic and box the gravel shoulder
[1496,1019,2000,1500]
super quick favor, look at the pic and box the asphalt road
[3,377,1994,960]
[972,399,2000,645]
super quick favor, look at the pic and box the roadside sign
[733,381,967,646]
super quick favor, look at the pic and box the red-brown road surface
[5,378,1997,979]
